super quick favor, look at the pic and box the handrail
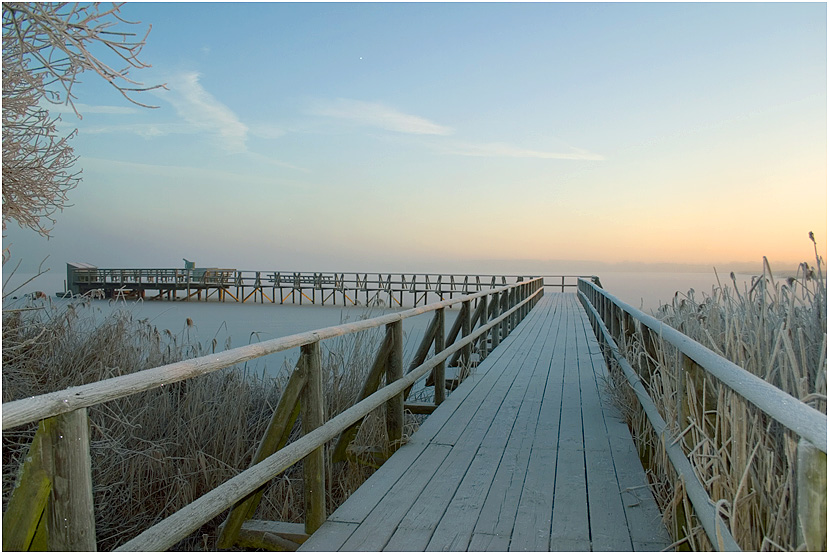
[577,288,740,551]
[3,281,540,431]
[113,286,542,551]
[577,278,827,452]
[3,278,543,551]
[578,277,827,551]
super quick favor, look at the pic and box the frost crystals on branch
[2,2,164,254]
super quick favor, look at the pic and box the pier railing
[578,278,827,551]
[2,278,544,551]
[65,266,594,306]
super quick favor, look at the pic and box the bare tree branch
[2,2,164,248]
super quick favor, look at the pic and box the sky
[3,1,827,282]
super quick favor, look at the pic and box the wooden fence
[2,278,544,551]
[578,279,827,551]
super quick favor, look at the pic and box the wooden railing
[2,278,544,551]
[66,266,594,306]
[577,278,827,551]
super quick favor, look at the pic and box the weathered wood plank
[469,532,511,551]
[576,299,671,550]
[547,303,590,551]
[425,313,551,550]
[299,521,358,551]
[327,440,430,524]
[241,520,309,544]
[572,314,635,551]
[405,303,535,444]
[426,301,551,447]
[386,299,560,551]
[337,444,452,550]
[471,295,563,548]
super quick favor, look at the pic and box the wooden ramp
[299,294,671,552]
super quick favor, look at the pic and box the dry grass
[603,241,826,551]
[2,299,419,550]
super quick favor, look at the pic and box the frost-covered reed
[605,237,826,551]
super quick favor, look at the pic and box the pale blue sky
[4,1,826,277]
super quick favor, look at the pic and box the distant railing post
[300,341,325,535]
[797,438,827,551]
[508,288,516,331]
[522,282,529,320]
[435,308,446,406]
[500,290,509,341]
[461,300,472,368]
[478,295,489,360]
[386,320,404,450]
[491,291,501,349]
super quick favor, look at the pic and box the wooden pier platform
[299,293,671,551]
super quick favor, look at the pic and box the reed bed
[2,299,419,550]
[604,241,826,551]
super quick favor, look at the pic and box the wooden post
[301,342,325,535]
[500,290,509,340]
[491,291,501,349]
[520,283,527,320]
[386,320,404,451]
[48,408,96,551]
[638,323,658,387]
[435,308,446,406]
[797,438,827,551]
[478,295,489,360]
[507,289,515,333]
[460,300,471,368]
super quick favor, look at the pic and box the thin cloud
[81,157,312,188]
[82,123,190,138]
[73,103,139,115]
[309,98,454,136]
[164,72,249,153]
[441,141,604,160]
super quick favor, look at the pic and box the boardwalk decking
[300,293,671,552]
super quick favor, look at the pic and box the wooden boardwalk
[300,293,671,552]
